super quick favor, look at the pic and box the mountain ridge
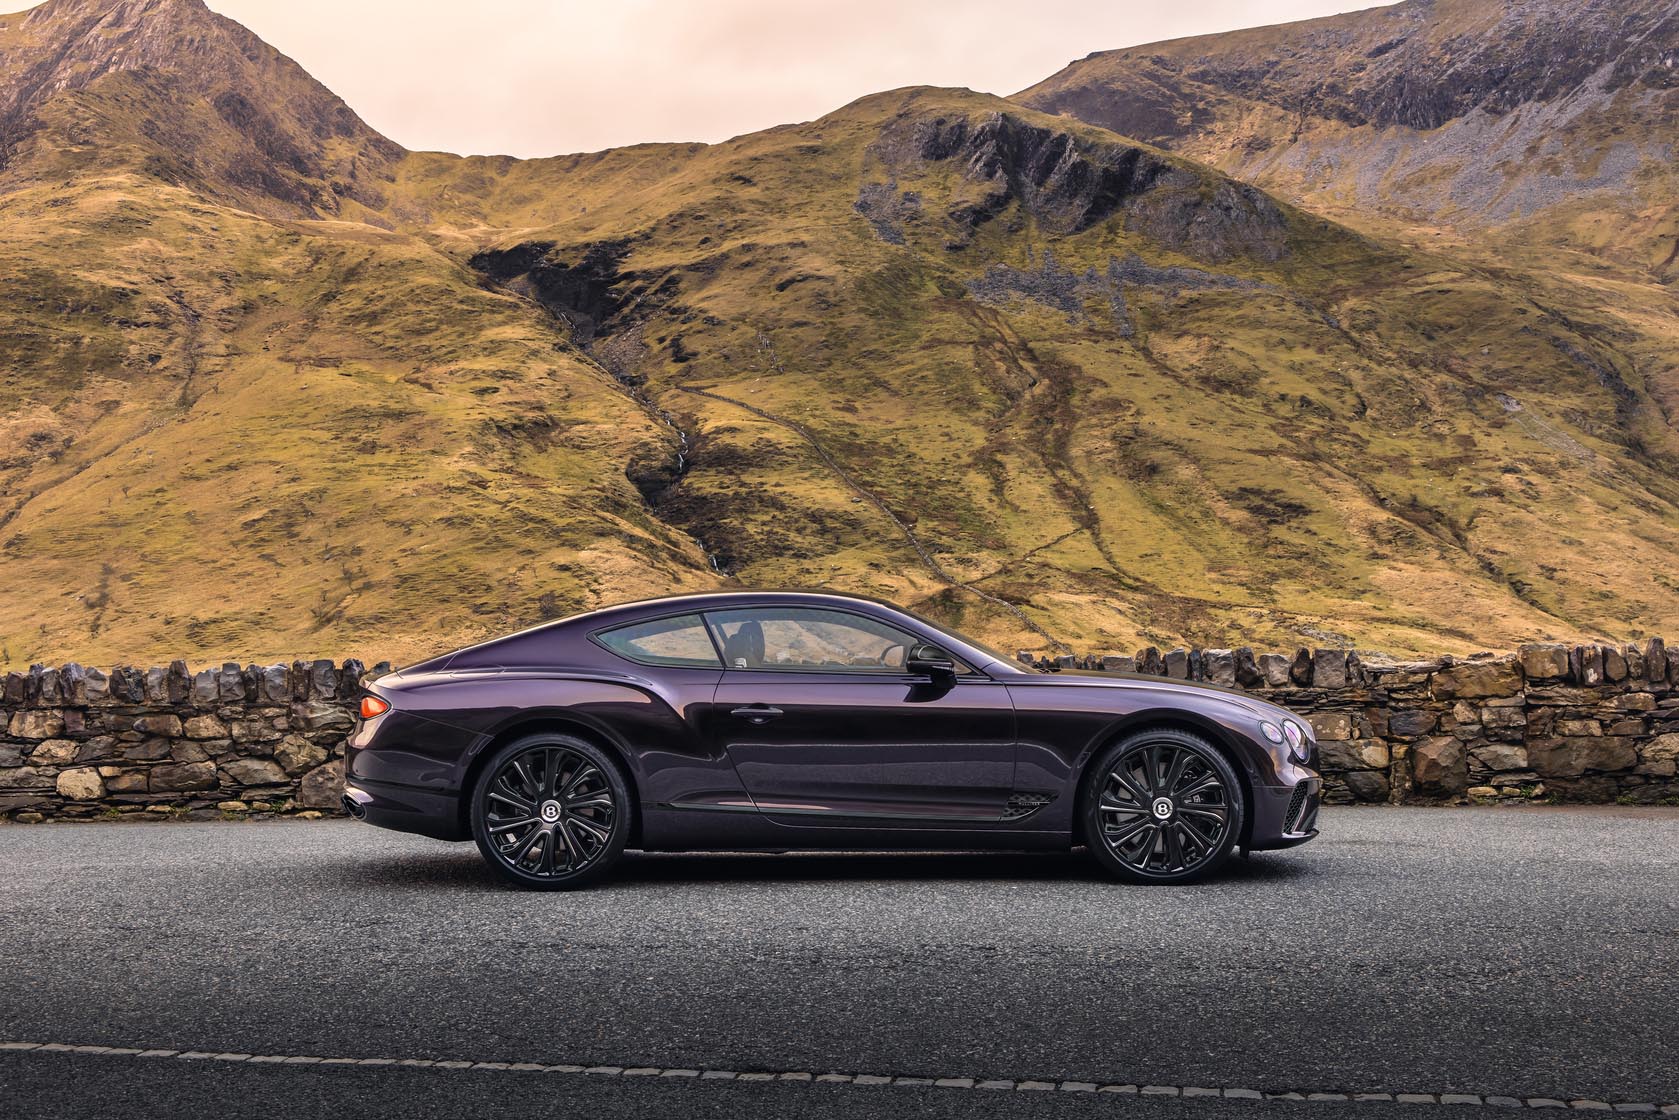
[0,0,401,214]
[1,0,1677,665]
[1017,0,1679,276]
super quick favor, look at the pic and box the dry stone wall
[2,639,1677,823]
[1037,637,1679,805]
[0,659,385,823]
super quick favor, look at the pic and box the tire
[469,733,631,890]
[1080,727,1244,885]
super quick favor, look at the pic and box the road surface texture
[2,806,1676,1119]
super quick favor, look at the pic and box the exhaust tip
[341,794,367,821]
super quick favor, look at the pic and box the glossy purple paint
[345,591,1320,855]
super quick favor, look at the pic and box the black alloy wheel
[470,734,629,889]
[1081,728,1243,884]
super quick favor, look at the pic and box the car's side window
[704,607,968,674]
[594,613,722,668]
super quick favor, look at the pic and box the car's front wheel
[1081,728,1244,885]
[470,733,630,890]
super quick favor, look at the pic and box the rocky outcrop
[1031,0,1679,135]
[1017,0,1679,234]
[964,250,1265,334]
[868,110,1291,261]
[468,240,639,344]
[0,0,401,210]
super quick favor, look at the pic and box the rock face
[1016,0,1679,237]
[0,0,402,214]
[875,110,1291,261]
[467,240,637,345]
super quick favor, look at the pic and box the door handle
[730,705,784,724]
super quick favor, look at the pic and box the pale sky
[204,0,1391,157]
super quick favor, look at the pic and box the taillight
[360,695,390,719]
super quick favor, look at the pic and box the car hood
[1004,669,1312,736]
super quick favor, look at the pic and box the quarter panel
[1008,680,1282,833]
[364,668,738,808]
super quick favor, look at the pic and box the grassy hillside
[384,87,1679,657]
[0,176,713,665]
[1,0,1676,665]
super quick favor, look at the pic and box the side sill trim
[661,800,1006,824]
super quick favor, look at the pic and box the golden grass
[1,64,1676,664]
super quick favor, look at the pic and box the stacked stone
[0,659,390,823]
[5,640,1676,821]
[1520,640,1678,802]
[1020,638,1677,806]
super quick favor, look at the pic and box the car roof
[582,588,901,614]
[409,589,1018,675]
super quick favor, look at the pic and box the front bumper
[1245,775,1321,851]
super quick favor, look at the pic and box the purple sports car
[345,591,1320,888]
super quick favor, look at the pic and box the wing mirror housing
[907,642,957,681]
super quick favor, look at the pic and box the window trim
[701,605,978,677]
[588,610,726,670]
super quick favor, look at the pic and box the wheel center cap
[1151,796,1174,820]
[539,800,562,823]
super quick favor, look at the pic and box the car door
[706,606,1016,823]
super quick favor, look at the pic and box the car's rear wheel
[1081,728,1243,885]
[470,734,629,890]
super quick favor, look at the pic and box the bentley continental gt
[344,591,1320,888]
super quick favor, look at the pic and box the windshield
[891,602,1036,673]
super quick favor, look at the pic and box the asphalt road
[2,806,1676,1119]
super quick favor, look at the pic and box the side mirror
[906,642,957,680]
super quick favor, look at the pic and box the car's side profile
[344,591,1320,888]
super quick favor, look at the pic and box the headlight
[1282,719,1310,763]
[1259,721,1284,744]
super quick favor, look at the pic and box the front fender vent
[1003,792,1054,821]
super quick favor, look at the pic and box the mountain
[0,0,401,213]
[0,0,715,664]
[2,0,1678,666]
[1017,0,1679,272]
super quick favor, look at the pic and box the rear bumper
[343,778,467,841]
[1245,775,1321,851]
[344,707,475,841]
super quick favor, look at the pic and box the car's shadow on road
[335,846,1313,891]
[614,848,1312,886]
